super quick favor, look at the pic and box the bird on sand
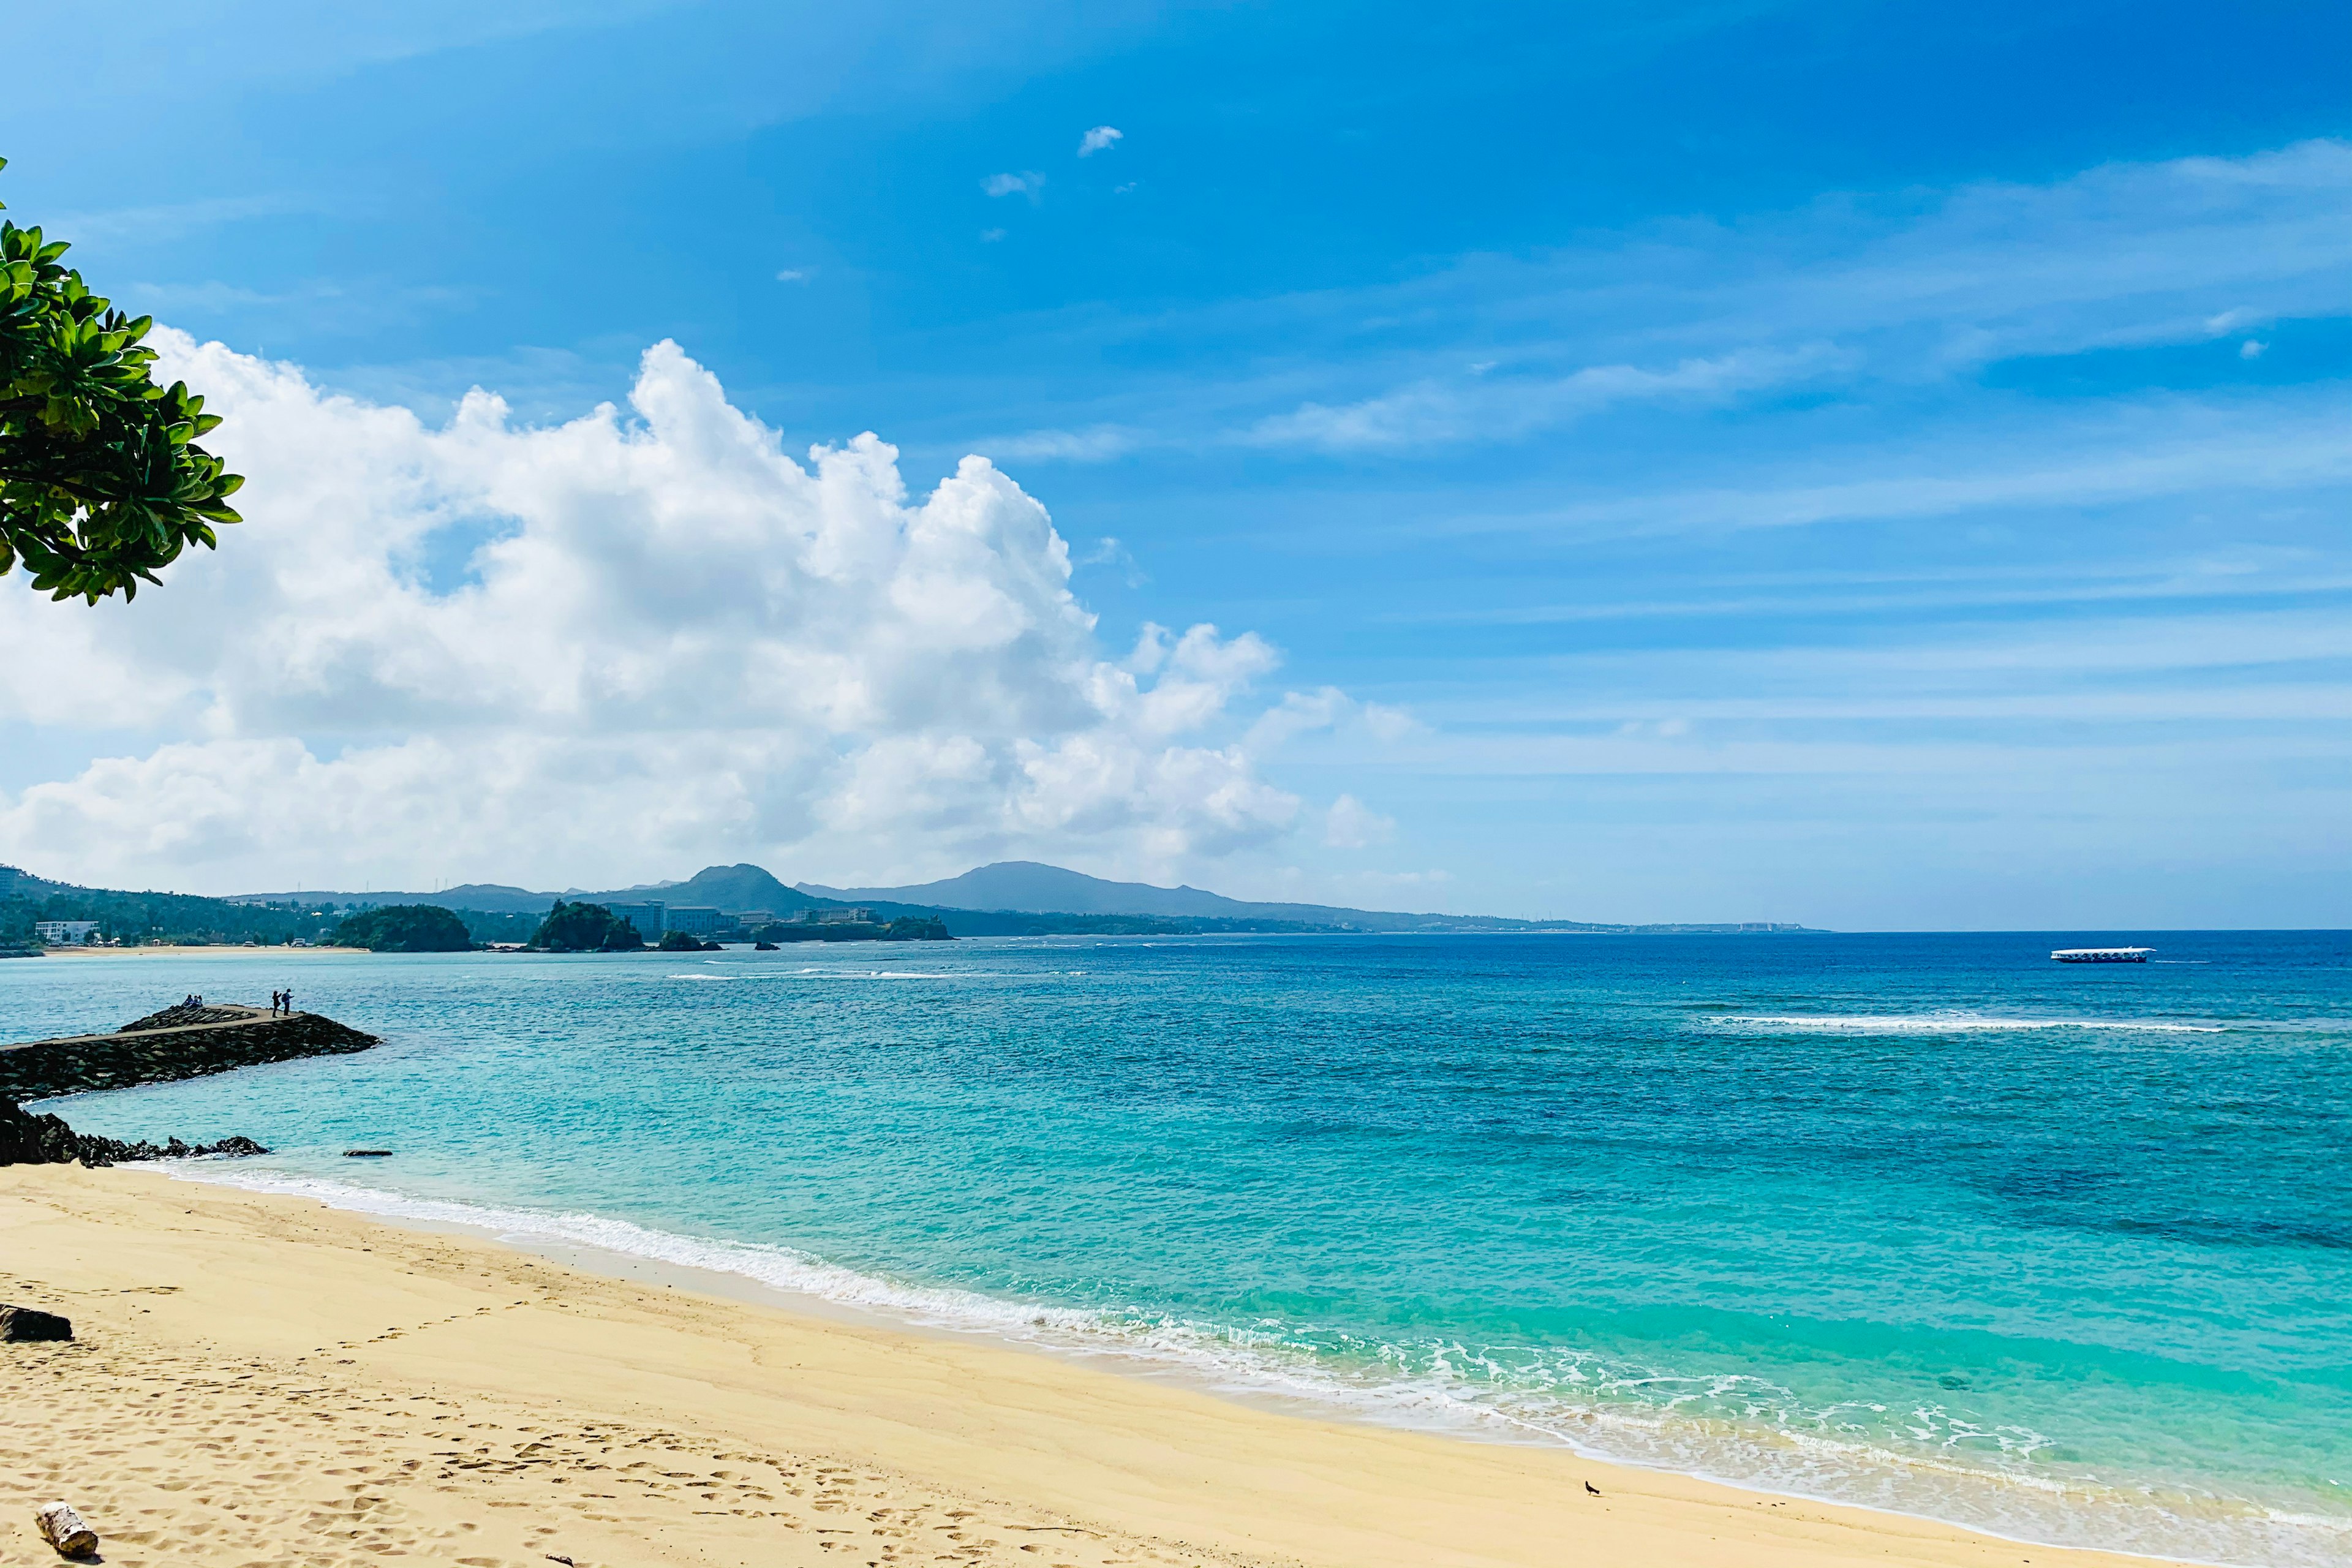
[1585,1482,1602,1496]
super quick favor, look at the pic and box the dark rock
[116,1001,251,1032]
[0,1305,72,1341]
[0,1098,83,1165]
[0,1096,269,1168]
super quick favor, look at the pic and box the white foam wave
[798,969,959,980]
[165,1165,2345,1568]
[662,968,978,981]
[1709,1012,2226,1035]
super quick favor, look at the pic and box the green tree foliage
[1,157,242,602]
[330,904,474,952]
[452,908,539,946]
[529,901,645,952]
[0,864,339,946]
[656,928,718,951]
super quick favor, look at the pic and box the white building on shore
[603,902,667,942]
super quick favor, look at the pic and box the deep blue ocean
[9,932,2346,1566]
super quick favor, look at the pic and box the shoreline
[166,1164,2269,1565]
[0,1163,2188,1568]
[24,943,365,956]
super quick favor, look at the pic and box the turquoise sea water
[9,932,2348,1566]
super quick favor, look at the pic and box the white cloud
[2240,339,2266,359]
[982,171,1046,200]
[0,334,1352,892]
[1076,535,1145,586]
[775,267,815,283]
[960,138,2352,459]
[1425,395,2352,541]
[1077,126,1123,157]
[50,192,319,245]
[1245,346,1839,452]
[1322,793,1395,850]
[980,227,1007,244]
[983,424,1141,462]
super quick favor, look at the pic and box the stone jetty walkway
[0,1001,379,1102]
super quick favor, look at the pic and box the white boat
[2051,947,2152,963]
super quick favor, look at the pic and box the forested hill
[9,858,1816,944]
[227,864,824,918]
[0,865,350,947]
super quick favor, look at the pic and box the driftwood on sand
[35,1499,98,1556]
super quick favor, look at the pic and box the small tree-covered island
[330,905,473,952]
[529,900,646,952]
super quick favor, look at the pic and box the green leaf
[0,162,242,605]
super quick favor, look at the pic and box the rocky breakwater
[0,999,379,1167]
[0,1000,379,1102]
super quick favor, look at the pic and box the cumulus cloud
[982,171,1045,200]
[1077,126,1123,157]
[0,334,1350,891]
[1323,794,1395,850]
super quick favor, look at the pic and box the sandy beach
[0,1166,2183,1568]
[26,946,363,957]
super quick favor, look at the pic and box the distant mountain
[795,860,1796,933]
[228,881,559,914]
[229,858,1814,934]
[800,862,1266,918]
[405,883,554,914]
[232,864,826,918]
[584,864,822,915]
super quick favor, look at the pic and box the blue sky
[1,0,2346,927]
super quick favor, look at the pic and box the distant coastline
[6,858,1822,953]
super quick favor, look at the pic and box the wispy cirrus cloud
[959,139,2352,463]
[1240,344,1845,451]
[984,424,1145,462]
[45,191,325,246]
[976,346,1840,459]
[982,170,1046,200]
